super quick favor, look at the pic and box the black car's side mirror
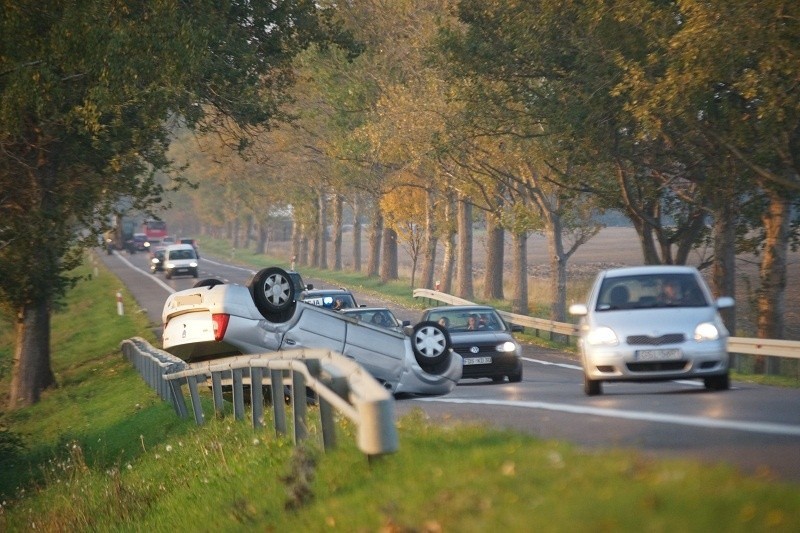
[306,283,314,290]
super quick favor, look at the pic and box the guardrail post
[357,397,398,457]
[271,369,287,435]
[291,369,308,444]
[187,375,205,425]
[212,372,224,418]
[165,362,189,418]
[250,367,264,428]
[232,368,245,420]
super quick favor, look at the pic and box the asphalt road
[99,249,800,483]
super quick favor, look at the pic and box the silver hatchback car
[161,267,462,396]
[569,265,734,395]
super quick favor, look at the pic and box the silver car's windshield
[597,273,708,311]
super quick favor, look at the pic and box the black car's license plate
[463,356,492,365]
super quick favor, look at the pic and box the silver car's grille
[626,333,685,346]
[627,361,688,372]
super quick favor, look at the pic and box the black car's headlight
[496,341,518,353]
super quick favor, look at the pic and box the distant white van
[163,244,198,279]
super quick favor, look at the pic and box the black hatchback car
[420,305,523,383]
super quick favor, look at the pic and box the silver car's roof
[600,265,700,278]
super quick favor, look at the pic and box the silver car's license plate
[463,356,492,365]
[635,349,681,361]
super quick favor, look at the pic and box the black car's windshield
[596,273,708,311]
[426,309,506,332]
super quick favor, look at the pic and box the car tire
[704,373,729,391]
[192,269,198,278]
[165,271,172,279]
[584,375,602,396]
[248,266,296,322]
[411,321,452,372]
[193,278,224,289]
[508,369,522,383]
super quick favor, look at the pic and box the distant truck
[143,220,168,242]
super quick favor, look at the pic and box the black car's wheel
[193,278,224,289]
[584,375,602,396]
[508,369,523,383]
[704,373,729,391]
[248,267,296,322]
[411,321,452,372]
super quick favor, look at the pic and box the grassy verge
[1,251,798,531]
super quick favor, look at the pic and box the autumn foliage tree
[0,0,341,408]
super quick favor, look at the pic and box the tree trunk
[257,222,269,255]
[367,206,383,277]
[332,194,343,270]
[511,231,529,315]
[243,214,254,250]
[547,226,568,323]
[420,188,437,289]
[352,194,362,272]
[711,201,737,334]
[483,212,505,300]
[318,192,328,269]
[440,192,456,293]
[757,191,789,340]
[9,300,56,408]
[380,227,399,282]
[455,197,474,299]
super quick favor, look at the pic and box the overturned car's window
[303,294,357,310]
[596,273,708,311]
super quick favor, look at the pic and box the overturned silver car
[161,267,462,396]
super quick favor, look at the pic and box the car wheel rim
[414,325,446,358]
[264,273,290,306]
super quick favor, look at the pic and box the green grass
[1,250,799,531]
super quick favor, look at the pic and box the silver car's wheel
[248,267,296,322]
[411,321,452,371]
[704,373,729,391]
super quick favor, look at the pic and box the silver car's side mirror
[715,296,735,309]
[569,303,588,316]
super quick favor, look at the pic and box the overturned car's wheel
[411,321,452,372]
[193,278,224,289]
[248,267,296,322]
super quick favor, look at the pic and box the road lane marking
[199,257,255,275]
[113,252,175,293]
[415,397,800,436]
[523,357,581,371]
[523,358,706,388]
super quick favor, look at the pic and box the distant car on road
[149,248,166,273]
[420,305,523,384]
[179,237,199,257]
[300,288,360,310]
[341,307,409,332]
[569,265,734,395]
[161,267,462,396]
[162,243,199,279]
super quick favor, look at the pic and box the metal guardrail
[413,288,800,361]
[120,338,398,457]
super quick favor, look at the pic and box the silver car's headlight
[496,341,517,353]
[190,261,198,267]
[694,322,720,341]
[586,327,619,346]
